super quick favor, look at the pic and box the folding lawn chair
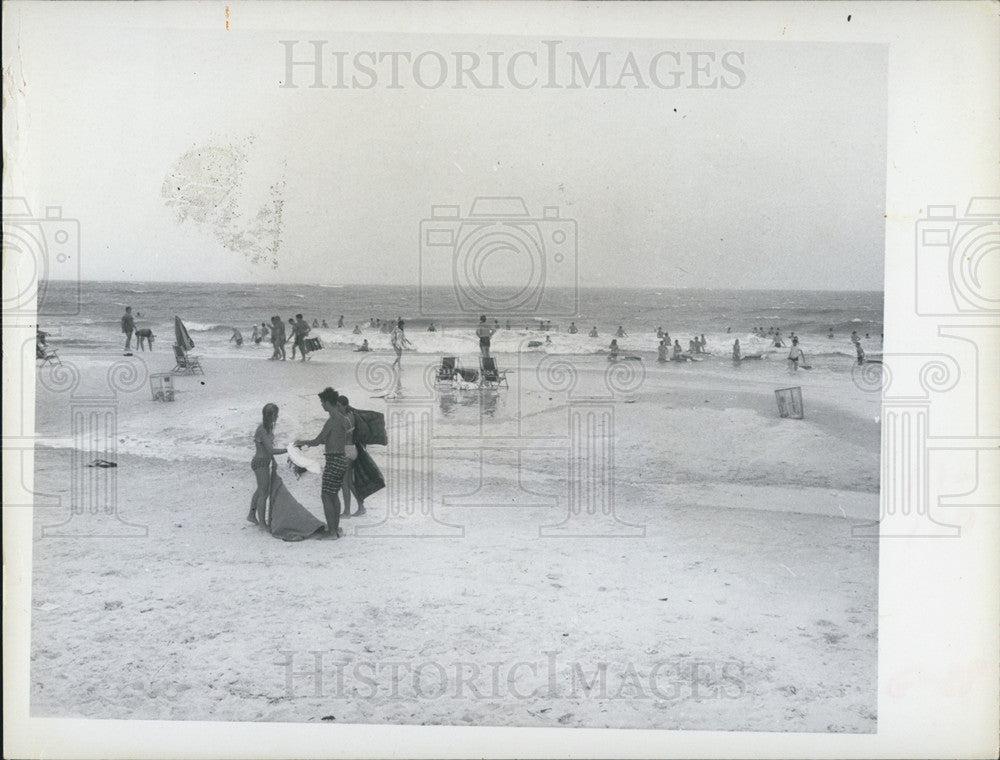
[479,356,509,390]
[36,345,61,367]
[172,344,204,375]
[436,356,458,383]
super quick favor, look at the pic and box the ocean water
[35,280,883,362]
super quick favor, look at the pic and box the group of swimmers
[229,314,316,362]
[230,316,416,365]
[201,310,879,374]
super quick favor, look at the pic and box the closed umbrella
[175,316,195,350]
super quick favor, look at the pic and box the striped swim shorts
[322,453,349,497]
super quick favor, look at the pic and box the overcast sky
[6,7,887,290]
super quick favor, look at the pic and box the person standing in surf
[295,388,352,538]
[390,320,412,368]
[293,314,311,362]
[787,337,805,372]
[248,403,288,526]
[121,306,135,354]
[475,315,496,358]
[270,316,286,360]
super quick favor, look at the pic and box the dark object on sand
[267,471,325,541]
[351,445,386,501]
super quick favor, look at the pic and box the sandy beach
[30,345,879,731]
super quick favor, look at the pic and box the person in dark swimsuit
[475,315,495,358]
[121,306,135,353]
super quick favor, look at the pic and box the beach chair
[436,356,458,382]
[479,356,509,390]
[36,345,61,367]
[172,344,204,375]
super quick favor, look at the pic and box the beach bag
[353,408,388,446]
[352,444,385,500]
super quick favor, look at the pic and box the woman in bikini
[248,403,287,526]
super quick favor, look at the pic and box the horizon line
[40,279,884,293]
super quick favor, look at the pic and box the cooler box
[774,386,803,419]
